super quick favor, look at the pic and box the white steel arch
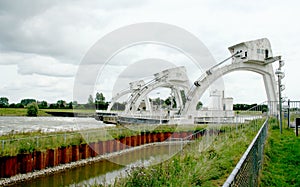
[182,62,278,115]
[125,66,190,113]
[125,82,188,113]
[183,38,282,115]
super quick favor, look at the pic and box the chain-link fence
[222,118,268,187]
[285,100,300,127]
[221,100,300,186]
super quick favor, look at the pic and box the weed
[260,119,300,186]
[111,120,261,186]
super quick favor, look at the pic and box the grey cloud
[0,0,148,63]
[17,57,77,77]
[0,0,58,17]
[0,52,77,77]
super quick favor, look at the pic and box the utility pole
[275,60,285,134]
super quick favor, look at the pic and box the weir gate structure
[96,38,283,124]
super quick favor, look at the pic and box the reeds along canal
[0,130,207,186]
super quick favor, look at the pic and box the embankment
[0,130,207,185]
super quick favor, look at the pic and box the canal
[11,144,181,186]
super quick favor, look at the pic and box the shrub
[26,102,39,116]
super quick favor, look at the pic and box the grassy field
[106,120,263,187]
[0,108,50,116]
[259,119,300,186]
[0,108,95,116]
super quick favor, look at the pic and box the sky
[0,0,299,105]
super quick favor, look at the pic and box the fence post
[296,118,299,136]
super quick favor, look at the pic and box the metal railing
[285,100,300,127]
[222,118,268,187]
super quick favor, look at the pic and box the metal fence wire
[222,118,268,187]
[286,100,300,128]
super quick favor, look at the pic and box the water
[12,144,178,187]
[0,117,113,136]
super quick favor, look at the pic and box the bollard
[296,118,300,136]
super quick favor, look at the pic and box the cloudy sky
[0,0,299,104]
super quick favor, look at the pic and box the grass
[103,120,263,187]
[0,108,50,116]
[0,108,27,116]
[259,119,300,186]
[235,110,263,115]
[0,124,207,156]
[0,108,96,116]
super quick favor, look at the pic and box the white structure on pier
[125,66,189,113]
[183,38,280,115]
[104,38,281,123]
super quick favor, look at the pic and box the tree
[27,102,39,116]
[95,92,108,110]
[86,95,95,109]
[21,99,36,106]
[95,92,105,102]
[72,101,78,108]
[68,102,73,109]
[88,95,94,105]
[0,97,9,107]
[196,101,203,110]
[38,101,48,109]
[164,97,172,106]
[15,103,24,108]
[57,100,66,108]
[49,103,57,109]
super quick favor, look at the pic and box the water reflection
[13,144,182,187]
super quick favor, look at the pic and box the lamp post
[275,60,285,134]
[157,92,162,124]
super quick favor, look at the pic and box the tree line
[0,93,202,112]
[233,103,268,112]
[0,92,110,110]
[1,94,266,112]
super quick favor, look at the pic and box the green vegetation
[259,119,300,186]
[0,108,50,116]
[26,102,39,116]
[0,97,9,107]
[105,120,263,187]
[0,124,206,156]
[235,110,263,115]
[233,103,268,112]
[0,108,27,116]
[0,108,97,116]
[0,91,109,113]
